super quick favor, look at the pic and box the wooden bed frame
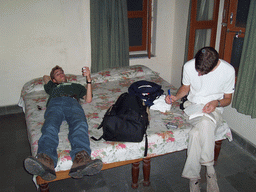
[19,65,229,191]
[36,140,223,192]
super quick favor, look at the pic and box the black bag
[91,92,149,156]
[128,80,164,107]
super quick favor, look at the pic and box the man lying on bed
[24,65,103,181]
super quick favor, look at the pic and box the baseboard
[0,105,23,116]
[231,129,256,159]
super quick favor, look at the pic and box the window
[186,0,220,60]
[127,0,152,58]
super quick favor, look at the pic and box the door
[187,0,220,60]
[219,0,251,76]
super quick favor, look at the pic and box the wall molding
[0,105,23,116]
[231,129,256,159]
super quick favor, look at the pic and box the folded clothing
[150,95,171,112]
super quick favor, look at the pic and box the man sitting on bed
[165,47,235,192]
[24,65,103,181]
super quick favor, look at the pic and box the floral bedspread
[19,65,232,172]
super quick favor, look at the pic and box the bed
[19,65,232,191]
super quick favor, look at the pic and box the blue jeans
[38,97,91,167]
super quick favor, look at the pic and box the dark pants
[38,97,91,167]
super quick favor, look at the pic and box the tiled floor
[1,112,256,192]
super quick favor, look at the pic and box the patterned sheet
[19,65,232,172]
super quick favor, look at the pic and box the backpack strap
[91,135,103,141]
[144,133,148,157]
[97,121,103,130]
[90,122,104,141]
[91,125,148,156]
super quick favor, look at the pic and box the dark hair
[50,65,64,80]
[194,47,219,75]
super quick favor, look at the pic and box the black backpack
[128,80,164,107]
[91,92,149,156]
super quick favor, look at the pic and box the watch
[217,100,221,107]
[86,80,92,84]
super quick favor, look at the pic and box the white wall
[223,106,256,146]
[1,0,188,106]
[0,0,91,106]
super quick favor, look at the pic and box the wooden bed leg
[214,140,223,165]
[143,158,151,186]
[39,183,49,192]
[131,162,140,189]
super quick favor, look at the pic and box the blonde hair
[50,65,64,80]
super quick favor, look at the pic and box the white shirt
[182,59,235,111]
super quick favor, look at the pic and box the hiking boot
[207,173,219,192]
[190,180,200,192]
[69,150,103,179]
[24,153,56,181]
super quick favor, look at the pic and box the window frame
[127,0,152,58]
[187,0,220,60]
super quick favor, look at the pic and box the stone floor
[1,112,256,192]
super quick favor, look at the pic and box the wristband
[86,80,92,84]
[217,100,221,107]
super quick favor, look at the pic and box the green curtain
[90,0,129,73]
[232,0,256,118]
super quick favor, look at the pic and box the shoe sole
[24,157,56,181]
[69,159,103,179]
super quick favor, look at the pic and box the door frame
[187,0,220,60]
[218,0,248,76]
